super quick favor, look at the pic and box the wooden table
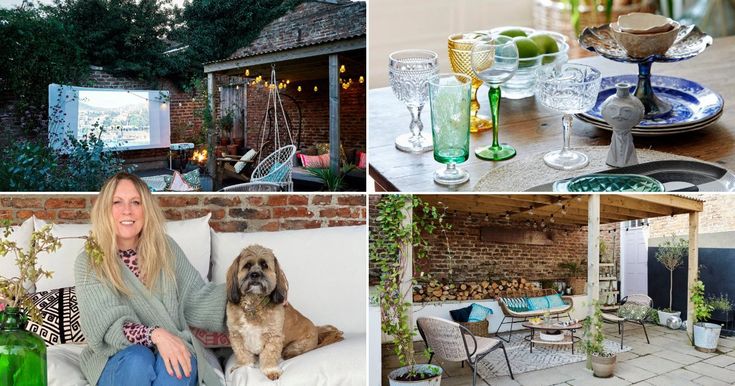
[521,321,582,354]
[368,36,735,192]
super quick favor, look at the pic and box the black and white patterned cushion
[25,286,85,346]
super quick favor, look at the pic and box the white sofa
[1,216,366,386]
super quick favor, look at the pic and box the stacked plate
[576,75,723,136]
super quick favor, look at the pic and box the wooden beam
[329,54,340,174]
[206,72,216,176]
[400,196,415,354]
[599,195,675,217]
[203,37,366,73]
[627,194,704,214]
[588,195,601,313]
[686,211,699,342]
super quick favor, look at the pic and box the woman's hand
[151,328,192,379]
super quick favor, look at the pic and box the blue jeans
[98,344,198,386]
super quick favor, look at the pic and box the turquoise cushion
[261,162,287,182]
[546,294,566,308]
[527,296,550,311]
[502,297,529,312]
[468,303,493,322]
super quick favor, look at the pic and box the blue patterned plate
[578,75,723,130]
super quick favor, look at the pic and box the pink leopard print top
[119,249,155,347]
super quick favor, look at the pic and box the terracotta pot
[215,145,226,158]
[227,144,239,156]
[591,353,616,378]
[219,137,230,146]
[233,138,245,147]
[569,277,587,295]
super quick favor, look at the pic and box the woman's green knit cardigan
[75,237,226,386]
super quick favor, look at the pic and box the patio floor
[381,323,735,385]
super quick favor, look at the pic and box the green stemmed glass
[470,35,519,161]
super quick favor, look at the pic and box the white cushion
[235,149,257,173]
[210,226,366,335]
[48,343,224,386]
[34,214,212,291]
[0,216,34,282]
[225,333,366,386]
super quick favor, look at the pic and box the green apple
[530,34,560,64]
[512,37,540,68]
[499,28,527,38]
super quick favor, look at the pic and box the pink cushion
[297,153,330,168]
[190,326,230,348]
[357,151,366,169]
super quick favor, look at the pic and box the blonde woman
[75,173,226,386]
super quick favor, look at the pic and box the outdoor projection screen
[48,84,170,150]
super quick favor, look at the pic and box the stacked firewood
[413,278,538,302]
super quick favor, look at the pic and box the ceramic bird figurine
[601,83,645,167]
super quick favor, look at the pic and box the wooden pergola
[416,194,705,339]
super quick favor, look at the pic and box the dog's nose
[249,271,261,279]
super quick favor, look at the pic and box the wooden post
[399,196,415,348]
[588,195,601,315]
[206,72,216,177]
[687,212,699,341]
[328,54,341,175]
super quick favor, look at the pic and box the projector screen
[48,84,170,151]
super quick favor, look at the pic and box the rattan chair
[218,181,282,192]
[417,316,514,386]
[251,145,296,191]
[495,288,573,342]
[602,294,652,348]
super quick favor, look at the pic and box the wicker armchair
[602,294,652,348]
[218,181,282,192]
[251,145,296,192]
[495,288,573,342]
[417,316,514,386]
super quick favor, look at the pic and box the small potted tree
[583,301,616,378]
[655,235,688,325]
[691,280,721,352]
[559,259,586,295]
[371,195,447,385]
[708,294,733,332]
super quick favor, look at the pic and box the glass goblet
[448,33,493,133]
[429,73,472,186]
[470,35,519,161]
[536,63,602,171]
[388,49,439,153]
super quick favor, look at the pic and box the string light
[297,86,302,92]
[339,64,346,73]
[561,205,567,215]
[505,211,510,221]
[550,214,555,223]
[314,86,318,92]
[359,76,365,84]
[528,206,534,216]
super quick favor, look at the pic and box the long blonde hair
[90,172,174,295]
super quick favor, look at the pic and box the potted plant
[708,294,733,326]
[655,235,688,326]
[559,259,586,295]
[583,300,616,378]
[691,280,721,352]
[371,195,448,385]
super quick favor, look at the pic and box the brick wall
[369,195,618,285]
[648,195,735,238]
[0,194,366,232]
[244,77,366,155]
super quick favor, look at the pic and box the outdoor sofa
[495,288,574,341]
[2,216,366,386]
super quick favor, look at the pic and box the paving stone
[567,375,631,386]
[691,375,731,386]
[616,351,639,362]
[684,361,735,383]
[718,337,735,349]
[643,369,703,386]
[703,354,735,368]
[514,366,575,386]
[630,344,665,356]
[652,350,702,365]
[625,355,682,374]
[613,362,656,383]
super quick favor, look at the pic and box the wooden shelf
[600,277,617,281]
[599,263,615,267]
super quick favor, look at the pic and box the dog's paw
[262,366,282,381]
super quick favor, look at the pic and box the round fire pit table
[521,321,582,354]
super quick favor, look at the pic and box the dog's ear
[270,256,288,305]
[226,255,241,304]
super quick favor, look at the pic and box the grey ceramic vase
[601,83,645,167]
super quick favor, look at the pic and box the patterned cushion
[357,151,366,169]
[260,162,288,183]
[545,294,566,308]
[449,305,473,323]
[164,169,201,191]
[25,286,84,346]
[190,327,230,348]
[617,302,649,321]
[315,143,347,163]
[298,153,330,168]
[527,296,550,311]
[501,297,529,312]
[468,303,493,322]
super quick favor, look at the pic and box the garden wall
[0,194,365,232]
[648,194,735,238]
[368,195,618,286]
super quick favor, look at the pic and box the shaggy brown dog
[225,244,343,380]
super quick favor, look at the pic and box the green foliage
[566,0,614,35]
[559,259,586,277]
[305,163,356,192]
[370,195,448,373]
[582,300,608,357]
[646,307,660,324]
[0,130,132,191]
[656,235,688,310]
[0,223,60,324]
[0,3,89,135]
[707,294,733,313]
[691,280,713,324]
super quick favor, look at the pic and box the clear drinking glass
[388,49,439,153]
[536,63,602,170]
[429,73,472,186]
[470,35,519,161]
